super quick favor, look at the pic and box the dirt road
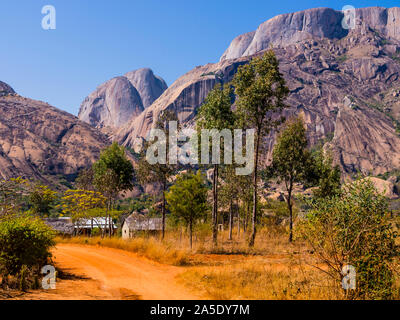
[16,244,203,300]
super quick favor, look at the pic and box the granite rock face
[0,89,109,186]
[79,69,167,129]
[125,68,168,108]
[116,6,400,176]
[221,7,400,61]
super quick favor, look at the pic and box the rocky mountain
[0,85,109,187]
[78,68,167,129]
[115,6,400,176]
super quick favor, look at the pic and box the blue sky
[0,0,397,115]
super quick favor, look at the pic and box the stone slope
[0,89,109,186]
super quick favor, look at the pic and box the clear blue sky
[0,0,397,115]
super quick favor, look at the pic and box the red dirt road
[14,244,204,300]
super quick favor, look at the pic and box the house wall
[122,222,130,239]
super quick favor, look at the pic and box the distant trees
[270,117,311,242]
[28,184,57,217]
[196,83,236,246]
[166,171,208,249]
[233,50,290,246]
[93,142,135,236]
[59,189,107,236]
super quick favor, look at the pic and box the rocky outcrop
[116,6,400,177]
[0,81,15,97]
[116,59,248,148]
[124,68,168,108]
[0,90,109,187]
[78,69,167,129]
[220,7,400,61]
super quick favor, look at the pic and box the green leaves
[166,171,208,225]
[93,142,135,198]
[302,178,398,299]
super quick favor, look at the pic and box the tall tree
[233,50,289,246]
[165,171,208,249]
[196,83,235,246]
[93,142,135,236]
[137,110,179,239]
[270,117,310,242]
[28,184,57,217]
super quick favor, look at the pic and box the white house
[122,213,162,239]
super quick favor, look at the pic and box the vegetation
[300,179,399,300]
[93,142,135,236]
[137,110,179,239]
[269,117,311,242]
[166,171,208,249]
[0,215,55,290]
[196,83,236,246]
[233,50,290,246]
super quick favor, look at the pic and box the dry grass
[55,236,191,266]
[179,261,343,300]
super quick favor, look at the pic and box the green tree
[309,147,341,199]
[301,179,399,299]
[166,171,208,249]
[233,50,290,246]
[93,142,135,236]
[137,110,179,239]
[196,83,235,246]
[0,178,28,217]
[270,117,311,242]
[28,184,57,217]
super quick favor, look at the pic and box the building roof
[74,217,117,229]
[123,213,162,231]
[44,218,74,235]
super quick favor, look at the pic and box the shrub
[0,215,56,277]
[300,179,399,299]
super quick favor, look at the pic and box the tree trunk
[237,200,240,238]
[249,131,260,247]
[288,181,293,243]
[162,181,166,240]
[189,220,193,250]
[212,164,218,247]
[229,198,233,240]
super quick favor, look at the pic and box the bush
[0,215,56,277]
[300,179,399,299]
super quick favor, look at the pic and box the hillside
[0,87,109,187]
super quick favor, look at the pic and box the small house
[122,213,162,239]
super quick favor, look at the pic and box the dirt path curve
[31,244,203,300]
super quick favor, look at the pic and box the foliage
[196,83,236,246]
[166,171,208,248]
[269,116,311,242]
[59,189,107,221]
[309,147,341,199]
[137,110,180,238]
[28,184,57,216]
[300,179,399,300]
[0,177,29,217]
[233,50,290,246]
[0,215,55,277]
[93,142,135,201]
